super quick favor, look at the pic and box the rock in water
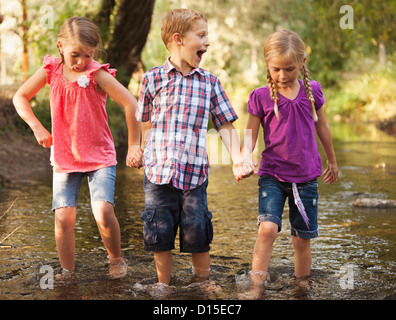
[352,198,396,208]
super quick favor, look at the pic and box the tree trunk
[97,0,155,88]
[95,0,116,45]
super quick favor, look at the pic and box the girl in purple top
[237,30,338,297]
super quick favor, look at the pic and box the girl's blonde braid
[267,68,279,120]
[301,64,318,122]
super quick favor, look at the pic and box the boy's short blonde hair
[161,9,207,49]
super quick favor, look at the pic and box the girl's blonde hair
[264,30,318,122]
[161,9,207,49]
[57,17,104,64]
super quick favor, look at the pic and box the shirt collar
[164,58,204,76]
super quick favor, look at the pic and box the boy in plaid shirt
[136,9,253,285]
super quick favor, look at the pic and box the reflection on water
[0,122,395,300]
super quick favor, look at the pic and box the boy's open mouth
[197,49,206,60]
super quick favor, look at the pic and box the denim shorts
[52,166,116,211]
[258,175,319,239]
[141,176,213,253]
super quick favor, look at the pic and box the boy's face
[178,19,210,73]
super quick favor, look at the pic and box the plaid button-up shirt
[136,59,238,190]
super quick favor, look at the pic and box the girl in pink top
[13,17,142,279]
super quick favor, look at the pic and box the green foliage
[12,0,396,127]
[326,54,396,122]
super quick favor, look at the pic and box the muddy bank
[377,115,396,136]
[0,87,52,187]
[0,130,52,186]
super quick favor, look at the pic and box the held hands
[233,152,257,182]
[126,145,143,168]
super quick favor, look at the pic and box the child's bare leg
[92,201,121,259]
[154,250,172,284]
[192,251,210,281]
[92,201,127,278]
[291,236,311,278]
[55,207,77,271]
[250,221,278,285]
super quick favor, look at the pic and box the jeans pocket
[140,209,158,246]
[205,210,213,244]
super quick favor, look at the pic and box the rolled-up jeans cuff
[257,214,282,231]
[291,227,318,239]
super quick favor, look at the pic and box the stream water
[0,122,395,301]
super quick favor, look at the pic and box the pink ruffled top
[43,55,117,173]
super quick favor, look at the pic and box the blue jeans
[52,166,116,211]
[258,176,319,239]
[141,176,213,253]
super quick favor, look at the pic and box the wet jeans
[258,175,319,239]
[141,176,213,253]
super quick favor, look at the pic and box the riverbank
[0,91,52,187]
[376,116,396,135]
[0,130,52,186]
[326,62,396,132]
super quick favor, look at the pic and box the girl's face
[58,41,96,73]
[268,56,304,90]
